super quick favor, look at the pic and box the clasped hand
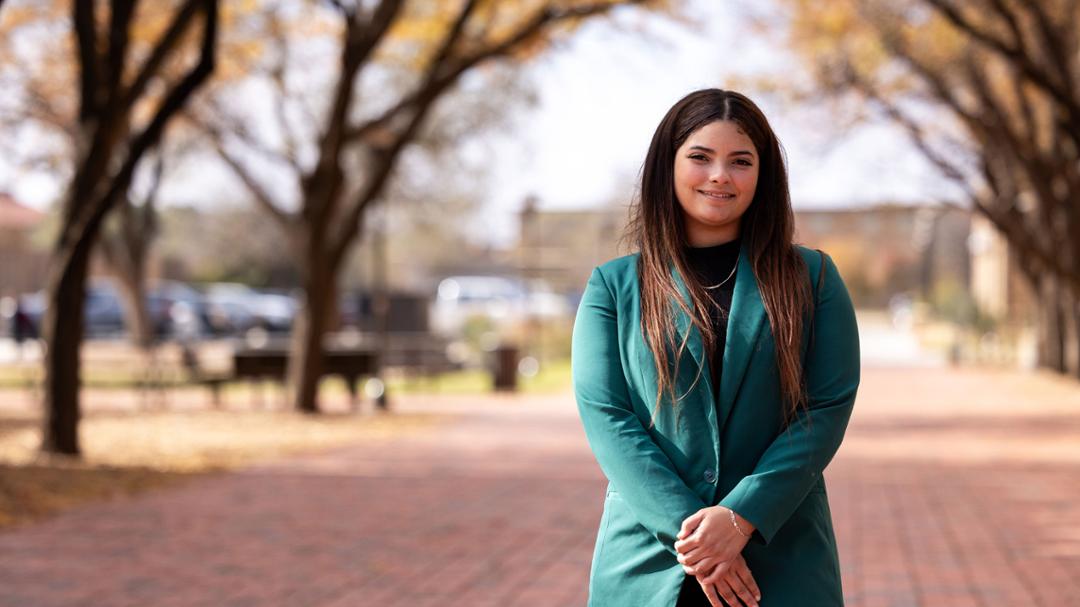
[675,506,761,607]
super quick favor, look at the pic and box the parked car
[203,283,298,334]
[430,275,570,336]
[148,280,213,338]
[13,280,301,340]
[16,279,209,340]
[83,281,129,338]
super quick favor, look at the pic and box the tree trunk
[1067,286,1080,378]
[287,262,337,414]
[102,174,159,352]
[1038,275,1067,372]
[114,270,153,349]
[1074,295,1080,380]
[40,234,94,455]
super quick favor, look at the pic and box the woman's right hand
[695,554,761,607]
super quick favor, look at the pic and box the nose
[709,163,730,184]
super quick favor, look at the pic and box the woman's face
[673,120,759,246]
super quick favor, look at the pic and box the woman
[571,89,860,606]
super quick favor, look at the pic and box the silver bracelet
[729,508,752,538]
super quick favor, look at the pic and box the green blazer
[572,242,860,606]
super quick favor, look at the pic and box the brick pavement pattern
[3,364,1080,606]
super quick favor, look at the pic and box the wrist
[728,508,754,538]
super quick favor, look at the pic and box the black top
[676,237,741,607]
[682,236,741,406]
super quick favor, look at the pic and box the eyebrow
[688,145,755,157]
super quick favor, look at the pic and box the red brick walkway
[3,365,1080,606]
[829,366,1080,607]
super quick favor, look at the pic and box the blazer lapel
[670,264,709,392]
[669,239,767,432]
[718,241,766,430]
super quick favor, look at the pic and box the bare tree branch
[923,0,1080,128]
[841,64,976,195]
[325,0,355,20]
[960,50,1073,267]
[266,7,304,172]
[124,0,204,108]
[872,25,988,148]
[202,95,303,173]
[8,73,78,140]
[329,84,432,266]
[1010,67,1038,149]
[346,0,643,143]
[985,0,1024,50]
[962,51,1036,175]
[193,117,294,230]
[431,0,480,69]
[99,146,163,281]
[304,0,405,229]
[838,42,1077,292]
[74,0,98,121]
[68,0,218,263]
[106,1,136,98]
[331,0,642,259]
[1026,1,1075,96]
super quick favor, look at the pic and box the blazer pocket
[594,491,621,561]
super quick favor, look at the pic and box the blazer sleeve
[573,266,707,555]
[717,253,860,546]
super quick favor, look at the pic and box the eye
[735,159,754,167]
[689,153,709,162]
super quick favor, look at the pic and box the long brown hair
[627,88,813,427]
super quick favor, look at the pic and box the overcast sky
[471,0,963,245]
[0,0,962,247]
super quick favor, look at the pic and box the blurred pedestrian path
[0,393,605,607]
[857,309,947,368]
[831,313,1080,606]
[2,313,1080,605]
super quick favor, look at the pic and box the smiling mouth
[699,191,736,201]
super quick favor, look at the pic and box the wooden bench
[232,348,380,408]
[180,343,230,407]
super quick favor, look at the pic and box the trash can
[492,345,519,392]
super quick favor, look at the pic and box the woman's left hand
[674,506,755,576]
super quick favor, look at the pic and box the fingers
[701,559,730,586]
[674,531,706,556]
[700,556,761,607]
[725,567,760,607]
[676,545,703,567]
[731,557,762,605]
[708,577,743,607]
[697,579,724,607]
[679,552,717,577]
[674,536,695,554]
[679,509,706,540]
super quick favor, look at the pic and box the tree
[34,0,218,455]
[97,149,164,350]
[777,0,1080,376]
[1,2,269,361]
[193,0,664,413]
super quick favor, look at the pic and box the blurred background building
[0,192,47,297]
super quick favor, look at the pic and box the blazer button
[703,470,716,483]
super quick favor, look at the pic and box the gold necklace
[703,252,739,290]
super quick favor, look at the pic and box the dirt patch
[0,408,447,528]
